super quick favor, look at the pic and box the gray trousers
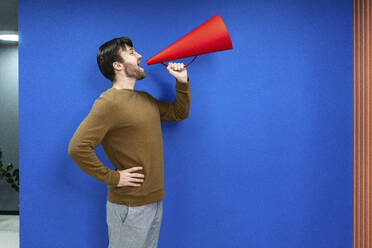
[106,200,163,248]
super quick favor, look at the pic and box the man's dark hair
[97,37,133,82]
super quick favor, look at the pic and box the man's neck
[112,76,136,90]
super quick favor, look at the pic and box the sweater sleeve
[146,77,191,121]
[67,94,120,186]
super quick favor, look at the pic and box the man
[67,36,191,248]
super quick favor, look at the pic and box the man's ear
[112,61,122,71]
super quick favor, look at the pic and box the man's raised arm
[145,62,191,121]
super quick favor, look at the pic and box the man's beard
[123,61,146,80]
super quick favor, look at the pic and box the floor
[0,215,19,248]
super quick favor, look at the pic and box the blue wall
[19,0,353,247]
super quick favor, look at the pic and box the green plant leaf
[6,164,14,171]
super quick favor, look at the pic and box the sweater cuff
[176,77,190,91]
[108,170,120,186]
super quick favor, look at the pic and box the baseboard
[0,211,19,215]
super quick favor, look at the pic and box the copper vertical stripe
[368,0,370,246]
[354,0,372,248]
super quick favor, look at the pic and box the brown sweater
[67,78,191,206]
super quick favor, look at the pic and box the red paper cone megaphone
[146,14,233,67]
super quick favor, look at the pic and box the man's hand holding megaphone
[167,62,188,83]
